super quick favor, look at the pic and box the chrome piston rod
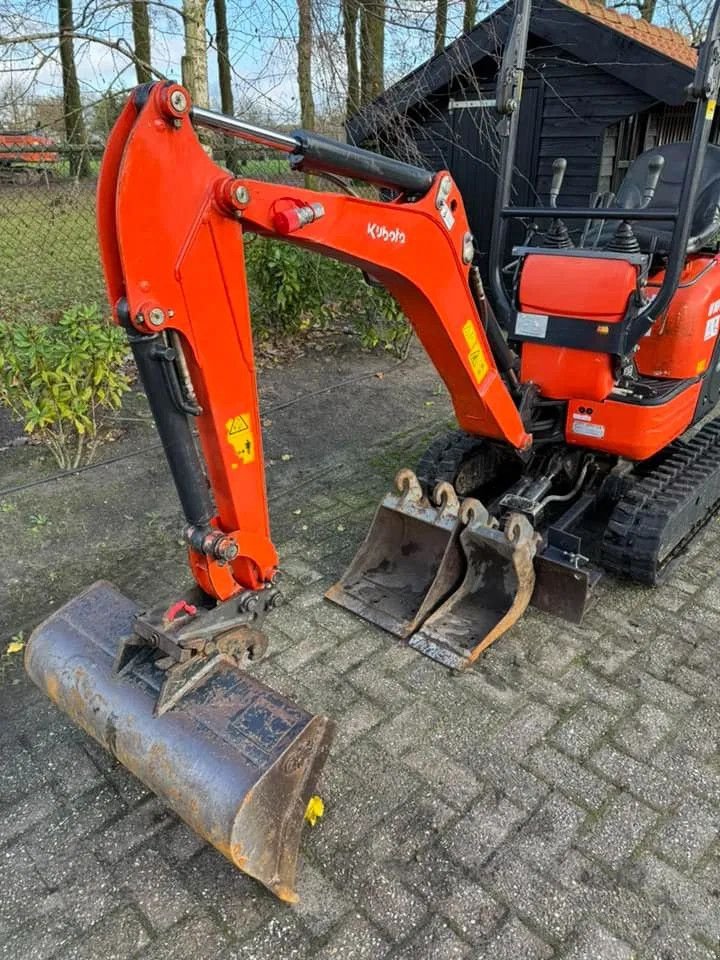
[191,106,298,153]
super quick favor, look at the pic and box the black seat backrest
[602,142,720,256]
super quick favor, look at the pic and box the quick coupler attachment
[326,469,465,637]
[410,509,540,670]
[25,581,335,903]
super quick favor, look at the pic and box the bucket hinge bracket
[115,584,282,714]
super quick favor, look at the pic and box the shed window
[601,104,720,196]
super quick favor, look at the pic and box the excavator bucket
[410,510,540,670]
[326,470,465,637]
[24,581,334,903]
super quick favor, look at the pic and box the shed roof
[559,0,696,68]
[348,0,696,143]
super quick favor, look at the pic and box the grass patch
[0,182,104,315]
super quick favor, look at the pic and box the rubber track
[600,417,720,584]
[415,429,486,495]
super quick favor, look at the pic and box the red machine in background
[24,0,720,903]
[0,131,58,176]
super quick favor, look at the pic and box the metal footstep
[410,507,540,670]
[326,469,465,637]
[25,581,334,903]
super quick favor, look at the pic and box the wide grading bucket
[25,581,334,903]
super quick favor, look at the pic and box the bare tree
[463,0,478,34]
[213,0,239,167]
[434,0,448,53]
[0,79,37,127]
[667,0,708,40]
[297,0,315,129]
[58,0,92,177]
[611,0,707,34]
[131,1,153,83]
[182,0,210,108]
[342,0,360,118]
[638,0,657,18]
[359,0,384,106]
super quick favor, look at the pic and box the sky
[1,0,701,128]
[0,0,479,124]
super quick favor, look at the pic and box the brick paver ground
[4,345,720,958]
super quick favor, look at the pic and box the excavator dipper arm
[98,82,530,604]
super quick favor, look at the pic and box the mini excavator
[26,0,720,902]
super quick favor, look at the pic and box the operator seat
[605,142,720,255]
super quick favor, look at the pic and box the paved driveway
[3,343,720,959]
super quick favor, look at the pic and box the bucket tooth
[410,510,540,670]
[25,581,334,903]
[326,469,465,637]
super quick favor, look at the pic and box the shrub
[246,236,329,333]
[353,283,409,352]
[0,304,130,469]
[244,235,408,351]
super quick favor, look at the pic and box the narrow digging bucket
[25,581,334,903]
[410,511,540,670]
[326,470,465,638]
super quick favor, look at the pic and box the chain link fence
[0,126,409,361]
[0,136,304,320]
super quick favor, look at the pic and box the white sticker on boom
[705,314,720,341]
[572,420,605,439]
[439,201,455,230]
[515,312,549,338]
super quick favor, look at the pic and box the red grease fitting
[273,202,325,235]
[164,600,198,623]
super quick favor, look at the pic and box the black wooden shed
[347,0,700,274]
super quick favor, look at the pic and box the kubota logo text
[367,223,406,244]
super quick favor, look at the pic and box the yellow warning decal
[461,320,489,384]
[468,347,489,384]
[707,99,717,120]
[226,413,255,464]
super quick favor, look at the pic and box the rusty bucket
[25,581,334,903]
[410,509,540,670]
[326,469,465,637]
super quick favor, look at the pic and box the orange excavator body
[22,0,720,898]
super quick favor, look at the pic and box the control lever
[640,155,665,208]
[590,191,616,249]
[606,155,664,254]
[549,157,567,208]
[579,192,601,248]
[544,158,572,248]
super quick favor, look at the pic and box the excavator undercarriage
[23,0,720,903]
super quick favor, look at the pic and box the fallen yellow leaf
[304,794,324,827]
[6,641,24,655]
